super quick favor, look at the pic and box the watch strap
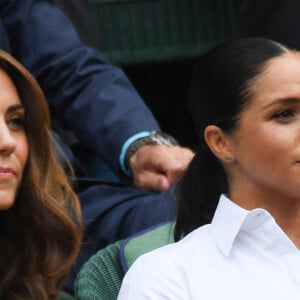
[124,131,179,175]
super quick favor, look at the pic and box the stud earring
[224,156,233,161]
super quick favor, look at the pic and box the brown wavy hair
[0,51,82,299]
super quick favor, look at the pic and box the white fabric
[117,194,300,299]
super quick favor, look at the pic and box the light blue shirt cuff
[119,131,151,176]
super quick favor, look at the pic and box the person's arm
[122,131,194,191]
[0,0,194,189]
[0,0,160,177]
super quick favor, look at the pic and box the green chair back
[120,222,175,272]
[60,291,75,300]
[88,0,237,65]
[75,222,175,299]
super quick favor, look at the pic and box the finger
[158,176,170,191]
[133,171,170,192]
[156,147,194,174]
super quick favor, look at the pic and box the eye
[7,115,25,131]
[271,109,295,122]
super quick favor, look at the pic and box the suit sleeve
[0,0,160,175]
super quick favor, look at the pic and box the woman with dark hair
[0,50,82,299]
[118,37,300,299]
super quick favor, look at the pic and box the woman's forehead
[249,52,300,101]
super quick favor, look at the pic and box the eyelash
[8,115,25,130]
[271,109,295,121]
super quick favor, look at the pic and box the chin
[0,198,16,211]
[0,189,18,210]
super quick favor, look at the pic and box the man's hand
[129,145,195,191]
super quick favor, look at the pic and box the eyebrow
[7,104,24,113]
[261,97,300,110]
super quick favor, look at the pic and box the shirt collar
[211,194,274,256]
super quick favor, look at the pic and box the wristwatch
[124,131,179,173]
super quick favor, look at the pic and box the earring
[224,156,233,161]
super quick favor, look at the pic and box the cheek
[17,135,29,170]
[235,126,289,165]
[239,128,295,169]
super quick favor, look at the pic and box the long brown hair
[0,51,82,299]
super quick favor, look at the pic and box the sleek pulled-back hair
[0,51,82,299]
[175,38,289,241]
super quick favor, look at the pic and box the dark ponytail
[175,146,227,241]
[175,37,288,240]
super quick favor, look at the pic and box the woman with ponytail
[0,50,82,299]
[118,37,300,299]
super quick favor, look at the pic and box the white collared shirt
[118,195,300,299]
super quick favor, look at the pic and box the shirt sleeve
[118,250,188,300]
[0,0,160,176]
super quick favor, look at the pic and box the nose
[0,125,16,156]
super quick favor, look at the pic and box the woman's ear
[204,125,235,163]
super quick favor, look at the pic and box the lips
[0,167,15,179]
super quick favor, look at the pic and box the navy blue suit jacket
[0,0,160,177]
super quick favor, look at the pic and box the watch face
[152,132,178,146]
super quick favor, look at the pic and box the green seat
[75,222,175,300]
[120,222,175,272]
[88,0,237,65]
[60,291,75,300]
